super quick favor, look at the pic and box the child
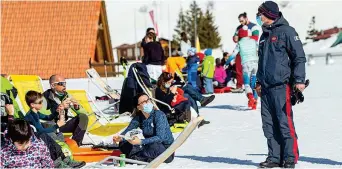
[214,58,227,88]
[165,49,186,81]
[186,47,200,90]
[0,119,54,168]
[24,90,86,168]
[226,25,258,109]
[201,48,215,94]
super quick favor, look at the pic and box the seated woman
[113,93,174,163]
[213,58,228,88]
[155,72,210,127]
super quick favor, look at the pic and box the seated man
[43,74,89,146]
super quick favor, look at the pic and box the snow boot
[247,93,256,109]
[283,160,295,168]
[54,157,71,168]
[63,156,86,168]
[259,158,281,168]
[198,119,210,128]
[200,95,215,107]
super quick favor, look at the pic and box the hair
[223,52,228,57]
[49,74,57,84]
[146,27,155,34]
[145,32,156,42]
[238,12,247,18]
[215,58,223,67]
[25,90,42,107]
[157,72,173,93]
[8,119,32,144]
[132,93,150,117]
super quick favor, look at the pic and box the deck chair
[66,90,129,137]
[8,75,73,137]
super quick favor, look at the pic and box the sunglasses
[34,99,43,104]
[138,98,151,106]
[53,81,66,86]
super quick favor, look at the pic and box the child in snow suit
[226,25,259,109]
[214,58,227,88]
[165,49,186,81]
[202,49,215,94]
[186,47,200,90]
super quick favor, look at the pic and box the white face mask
[164,83,171,88]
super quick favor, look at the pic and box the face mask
[164,83,171,88]
[142,103,154,114]
[55,91,65,97]
[256,15,264,26]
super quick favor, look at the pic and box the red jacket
[171,88,188,107]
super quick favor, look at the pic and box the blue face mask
[143,103,154,114]
[256,15,264,26]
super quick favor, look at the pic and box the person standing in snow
[232,12,259,93]
[142,32,166,81]
[255,1,306,168]
[225,26,259,109]
[186,47,200,90]
[201,49,215,94]
[180,32,192,58]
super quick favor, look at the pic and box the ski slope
[43,58,342,168]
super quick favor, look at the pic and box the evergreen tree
[185,1,203,47]
[201,1,221,49]
[306,16,318,41]
[172,7,187,48]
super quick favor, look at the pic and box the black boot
[283,160,295,168]
[259,158,281,168]
[198,120,210,128]
[200,95,215,107]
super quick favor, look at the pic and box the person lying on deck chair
[113,93,174,163]
[42,74,89,146]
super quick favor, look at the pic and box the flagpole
[168,2,171,56]
[134,9,138,61]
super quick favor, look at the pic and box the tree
[185,1,203,47]
[306,16,319,40]
[200,1,221,49]
[172,7,187,48]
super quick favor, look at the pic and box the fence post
[326,53,332,65]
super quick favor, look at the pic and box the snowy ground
[43,57,342,168]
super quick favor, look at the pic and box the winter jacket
[165,56,186,78]
[257,13,306,88]
[186,55,200,72]
[119,63,152,114]
[121,110,174,146]
[142,42,166,65]
[201,55,215,79]
[233,22,259,42]
[155,87,175,115]
[0,76,23,118]
[0,134,54,168]
[226,37,258,65]
[170,88,188,107]
[214,66,227,84]
[43,89,84,122]
[24,109,59,135]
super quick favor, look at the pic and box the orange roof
[1,1,101,79]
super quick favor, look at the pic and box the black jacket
[119,63,152,114]
[257,13,306,88]
[155,87,175,116]
[142,42,165,65]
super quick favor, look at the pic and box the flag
[196,36,201,52]
[149,10,159,37]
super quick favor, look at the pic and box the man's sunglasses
[53,81,66,86]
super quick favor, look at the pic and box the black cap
[258,1,279,20]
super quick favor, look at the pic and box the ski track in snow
[45,58,342,168]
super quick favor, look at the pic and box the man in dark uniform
[255,1,306,168]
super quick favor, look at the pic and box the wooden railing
[89,61,123,77]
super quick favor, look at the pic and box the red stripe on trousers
[235,54,243,88]
[286,85,299,163]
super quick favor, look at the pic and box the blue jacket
[187,55,199,73]
[121,110,174,146]
[24,109,59,135]
[257,13,306,88]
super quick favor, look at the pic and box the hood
[262,12,289,32]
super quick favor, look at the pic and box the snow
[55,57,342,168]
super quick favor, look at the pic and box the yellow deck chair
[8,75,73,137]
[66,90,128,136]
